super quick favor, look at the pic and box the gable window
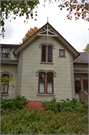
[2,48,10,58]
[74,77,81,93]
[59,49,65,57]
[41,46,53,62]
[1,74,9,94]
[39,72,53,94]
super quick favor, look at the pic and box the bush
[1,108,88,134]
[1,95,28,112]
[43,98,88,114]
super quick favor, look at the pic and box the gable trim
[14,22,79,59]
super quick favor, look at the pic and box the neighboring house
[1,22,88,102]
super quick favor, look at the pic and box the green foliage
[1,0,39,37]
[1,95,28,112]
[1,107,88,134]
[1,75,15,92]
[43,98,88,114]
[83,44,89,52]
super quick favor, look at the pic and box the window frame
[82,79,88,91]
[41,45,53,63]
[1,74,9,94]
[1,48,10,59]
[38,72,53,94]
[59,49,65,57]
[74,77,81,94]
[48,46,52,62]
[41,46,46,62]
[46,72,53,94]
[38,72,45,94]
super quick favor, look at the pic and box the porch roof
[73,52,88,64]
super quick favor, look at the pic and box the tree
[20,26,39,44]
[0,0,39,37]
[83,44,89,52]
[0,0,89,37]
[58,0,89,21]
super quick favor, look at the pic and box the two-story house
[1,22,88,102]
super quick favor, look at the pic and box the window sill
[37,94,55,96]
[1,94,9,96]
[40,62,54,64]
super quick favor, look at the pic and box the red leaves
[59,0,88,21]
[21,27,39,43]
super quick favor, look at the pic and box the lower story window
[39,72,53,94]
[74,77,81,93]
[1,74,9,94]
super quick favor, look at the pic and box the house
[1,22,88,102]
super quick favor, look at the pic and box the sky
[1,0,89,52]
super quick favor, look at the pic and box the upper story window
[41,46,52,62]
[48,46,52,62]
[2,48,10,58]
[39,43,55,64]
[42,46,46,62]
[1,74,9,94]
[59,49,65,57]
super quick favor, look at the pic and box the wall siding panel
[21,36,73,101]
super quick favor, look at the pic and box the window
[74,77,81,93]
[83,80,88,91]
[2,48,10,58]
[59,49,65,57]
[42,46,46,62]
[41,46,52,62]
[38,72,53,94]
[1,74,9,94]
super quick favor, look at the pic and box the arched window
[38,72,53,94]
[1,74,9,94]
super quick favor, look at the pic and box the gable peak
[37,23,58,37]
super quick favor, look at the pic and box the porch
[74,73,88,103]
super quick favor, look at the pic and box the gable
[13,22,79,59]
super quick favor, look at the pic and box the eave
[13,22,79,59]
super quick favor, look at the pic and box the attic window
[2,48,10,58]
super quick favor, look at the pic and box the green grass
[1,107,88,134]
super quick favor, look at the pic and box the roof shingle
[73,52,89,64]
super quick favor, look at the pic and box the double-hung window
[2,48,10,58]
[39,72,53,94]
[41,46,52,62]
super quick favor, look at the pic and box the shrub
[43,98,88,114]
[1,95,28,112]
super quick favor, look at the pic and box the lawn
[1,96,88,134]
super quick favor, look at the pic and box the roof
[13,22,79,59]
[73,52,89,64]
[1,44,20,48]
